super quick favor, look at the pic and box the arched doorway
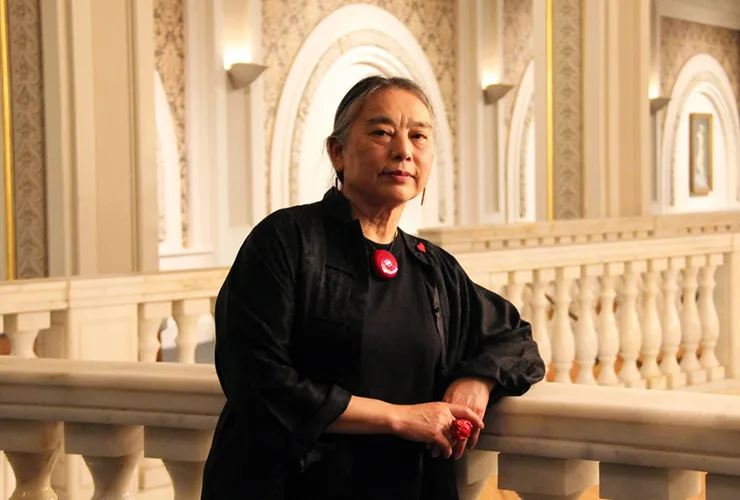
[270,4,455,235]
[659,54,740,213]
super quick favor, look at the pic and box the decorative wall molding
[154,71,183,255]
[660,54,740,210]
[551,0,583,219]
[657,0,740,31]
[660,17,740,109]
[502,0,534,131]
[8,0,47,279]
[153,0,188,246]
[506,60,535,222]
[269,4,455,227]
[262,0,457,216]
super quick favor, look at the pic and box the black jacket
[201,188,545,499]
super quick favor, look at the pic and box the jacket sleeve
[214,212,351,455]
[447,258,546,400]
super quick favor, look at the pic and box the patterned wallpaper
[262,0,457,212]
[551,0,583,219]
[661,17,740,107]
[153,0,188,246]
[8,0,46,279]
[503,0,533,129]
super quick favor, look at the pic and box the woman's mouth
[384,170,413,178]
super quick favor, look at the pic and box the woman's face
[330,88,435,207]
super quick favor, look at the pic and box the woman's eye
[411,133,427,140]
[372,130,390,136]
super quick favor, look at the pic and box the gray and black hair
[325,75,435,183]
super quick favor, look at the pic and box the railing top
[455,232,739,274]
[483,382,740,475]
[2,358,740,475]
[0,267,228,313]
[0,358,224,429]
[419,211,740,250]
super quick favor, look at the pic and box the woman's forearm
[325,395,400,435]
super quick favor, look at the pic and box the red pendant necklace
[371,249,398,280]
[368,234,399,280]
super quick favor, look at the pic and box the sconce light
[483,83,514,105]
[227,62,268,90]
[649,96,671,115]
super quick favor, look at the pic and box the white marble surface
[481,381,740,475]
[0,357,223,429]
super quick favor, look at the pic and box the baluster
[660,258,686,388]
[137,302,174,489]
[456,451,499,500]
[489,273,508,299]
[600,464,700,500]
[498,454,598,500]
[506,270,530,312]
[552,267,577,383]
[706,474,740,500]
[531,269,554,374]
[172,299,212,364]
[65,424,143,500]
[137,302,171,362]
[4,312,50,358]
[680,257,705,385]
[699,254,725,382]
[1,421,62,500]
[574,266,599,385]
[597,263,622,386]
[146,427,213,500]
[641,259,667,389]
[617,261,645,388]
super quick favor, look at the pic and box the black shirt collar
[320,188,433,268]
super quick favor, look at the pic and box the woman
[201,76,545,500]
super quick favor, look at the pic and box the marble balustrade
[453,233,740,390]
[2,357,740,500]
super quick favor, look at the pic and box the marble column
[457,0,504,225]
[41,0,159,277]
[535,0,651,220]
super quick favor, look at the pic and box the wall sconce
[483,83,514,105]
[649,96,671,115]
[227,62,268,90]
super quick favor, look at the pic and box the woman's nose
[391,136,412,161]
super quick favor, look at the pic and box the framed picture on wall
[689,113,713,196]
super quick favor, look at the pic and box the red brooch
[370,250,399,280]
[416,242,426,253]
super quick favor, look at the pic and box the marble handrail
[419,210,740,252]
[1,358,740,499]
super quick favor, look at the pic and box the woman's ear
[327,138,344,174]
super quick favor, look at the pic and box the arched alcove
[659,54,740,213]
[270,4,455,234]
[506,60,536,222]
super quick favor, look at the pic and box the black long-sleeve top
[200,188,546,500]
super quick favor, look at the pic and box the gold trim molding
[546,0,554,221]
[0,0,14,280]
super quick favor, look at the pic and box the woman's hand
[391,402,484,459]
[442,377,494,459]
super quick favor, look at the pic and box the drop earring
[421,188,426,206]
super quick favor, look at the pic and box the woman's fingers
[448,404,485,430]
[468,426,481,450]
[452,437,467,460]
